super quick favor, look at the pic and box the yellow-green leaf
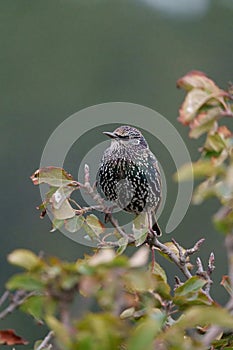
[52,199,76,220]
[64,215,85,233]
[7,249,41,270]
[45,315,71,348]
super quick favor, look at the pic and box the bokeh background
[1,0,233,346]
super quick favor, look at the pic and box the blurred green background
[1,0,233,346]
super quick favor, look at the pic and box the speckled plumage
[97,125,162,235]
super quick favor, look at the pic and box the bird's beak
[103,131,117,139]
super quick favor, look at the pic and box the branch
[148,236,193,279]
[0,291,9,307]
[0,290,36,320]
[35,331,54,350]
[202,234,233,347]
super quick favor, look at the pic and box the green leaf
[83,214,105,239]
[154,275,171,300]
[116,236,128,255]
[174,160,225,182]
[6,274,44,291]
[7,249,41,270]
[30,167,75,187]
[50,218,64,232]
[220,275,233,296]
[132,214,148,246]
[77,313,124,350]
[174,290,212,310]
[175,276,206,296]
[204,133,226,153]
[124,270,157,292]
[213,209,233,234]
[152,261,167,283]
[20,295,44,321]
[177,306,233,329]
[64,215,85,233]
[45,315,71,348]
[61,275,79,290]
[127,316,165,350]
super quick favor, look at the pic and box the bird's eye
[116,134,129,139]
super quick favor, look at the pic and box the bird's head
[103,125,148,148]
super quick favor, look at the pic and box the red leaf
[217,126,232,138]
[177,70,220,92]
[0,329,28,345]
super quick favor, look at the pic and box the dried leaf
[0,329,28,345]
[189,108,220,139]
[218,125,232,138]
[31,167,75,187]
[177,70,222,93]
[178,89,211,125]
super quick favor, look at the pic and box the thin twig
[150,236,192,279]
[36,331,54,350]
[196,257,204,275]
[0,291,9,307]
[106,214,129,240]
[202,234,233,347]
[0,290,36,320]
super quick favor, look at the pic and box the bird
[96,125,162,236]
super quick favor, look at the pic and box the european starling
[97,125,162,236]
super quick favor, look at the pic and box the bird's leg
[147,211,162,237]
[104,205,117,223]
